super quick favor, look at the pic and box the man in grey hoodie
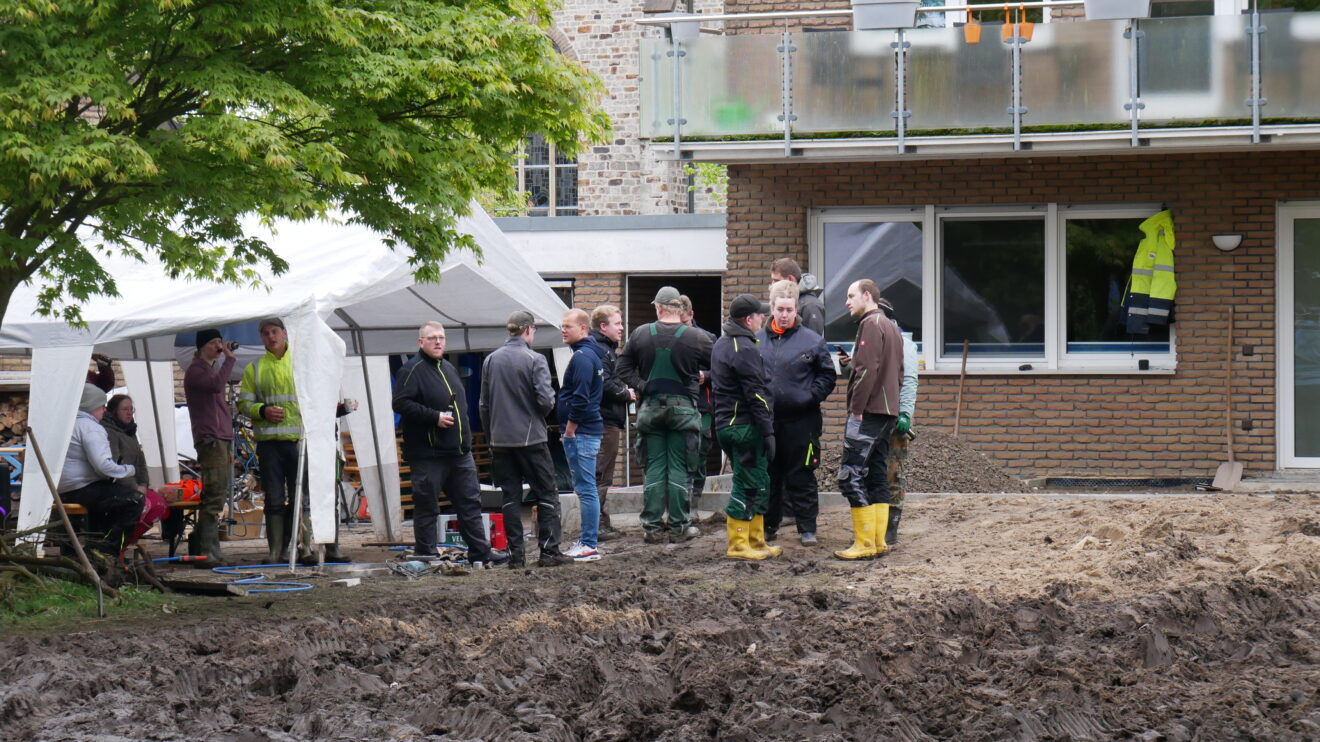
[479,310,565,568]
[59,383,145,557]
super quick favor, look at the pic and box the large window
[810,205,1175,374]
[515,134,578,217]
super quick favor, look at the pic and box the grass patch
[0,577,177,631]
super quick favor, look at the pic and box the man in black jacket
[589,304,632,541]
[617,286,714,543]
[711,294,778,560]
[678,295,716,528]
[757,280,836,546]
[480,310,564,568]
[394,321,508,566]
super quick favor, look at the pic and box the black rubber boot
[885,506,902,547]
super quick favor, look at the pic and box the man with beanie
[558,308,605,562]
[836,279,904,561]
[588,304,632,541]
[184,328,237,564]
[480,310,564,568]
[711,294,777,560]
[58,384,145,558]
[396,321,509,567]
[758,280,835,547]
[617,286,713,543]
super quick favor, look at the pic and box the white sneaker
[565,541,601,562]
[563,540,587,558]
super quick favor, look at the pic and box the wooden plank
[161,579,249,597]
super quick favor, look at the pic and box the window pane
[524,134,550,166]
[822,221,923,344]
[942,219,1045,356]
[525,166,550,216]
[1066,218,1170,352]
[555,165,578,211]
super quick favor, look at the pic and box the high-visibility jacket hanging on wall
[1121,209,1177,334]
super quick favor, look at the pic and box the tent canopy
[2,205,568,545]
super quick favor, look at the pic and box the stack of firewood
[0,393,29,446]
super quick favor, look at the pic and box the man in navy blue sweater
[558,309,606,562]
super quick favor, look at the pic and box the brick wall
[724,150,1320,477]
[551,0,724,216]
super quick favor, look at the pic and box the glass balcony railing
[639,11,1320,144]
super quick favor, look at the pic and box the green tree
[0,0,609,325]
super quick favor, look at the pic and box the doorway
[1278,203,1320,467]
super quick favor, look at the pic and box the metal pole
[667,33,687,159]
[1008,25,1026,150]
[778,30,797,158]
[1124,20,1144,147]
[351,325,395,541]
[893,29,910,154]
[138,339,169,485]
[1247,6,1266,144]
[287,436,307,572]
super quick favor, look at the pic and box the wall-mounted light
[1212,234,1243,252]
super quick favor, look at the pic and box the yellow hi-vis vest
[237,345,302,441]
[1122,209,1176,334]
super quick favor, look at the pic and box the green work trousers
[718,424,770,521]
[637,396,701,535]
[195,437,231,518]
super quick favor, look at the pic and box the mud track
[3,494,1318,740]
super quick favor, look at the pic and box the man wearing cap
[836,279,904,561]
[184,329,237,564]
[616,286,714,543]
[397,321,509,566]
[711,294,777,560]
[758,280,836,547]
[480,311,565,568]
[58,384,145,559]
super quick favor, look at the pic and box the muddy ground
[816,430,1023,494]
[3,494,1319,741]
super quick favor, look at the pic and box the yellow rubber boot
[872,503,890,556]
[749,514,782,558]
[725,518,766,560]
[833,505,878,560]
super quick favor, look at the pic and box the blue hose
[227,574,313,593]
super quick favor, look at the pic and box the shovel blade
[1212,461,1243,491]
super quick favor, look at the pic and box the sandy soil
[2,494,1318,741]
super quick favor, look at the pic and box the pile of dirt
[817,428,1023,493]
[3,494,1318,740]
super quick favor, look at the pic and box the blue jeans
[562,433,602,547]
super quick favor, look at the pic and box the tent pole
[288,436,307,572]
[355,326,394,540]
[137,339,170,484]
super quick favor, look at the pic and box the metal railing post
[778,30,798,157]
[667,33,688,159]
[1123,20,1144,147]
[892,29,911,154]
[1007,27,1028,150]
[1247,9,1266,144]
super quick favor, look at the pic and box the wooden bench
[341,431,492,520]
[54,499,200,555]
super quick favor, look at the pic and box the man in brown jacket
[836,279,904,561]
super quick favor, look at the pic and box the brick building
[633,0,1320,478]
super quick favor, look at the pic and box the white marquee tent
[1,205,568,545]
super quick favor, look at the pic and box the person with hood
[101,395,168,549]
[184,328,237,564]
[836,279,904,561]
[797,273,827,337]
[58,384,145,558]
[711,294,778,560]
[757,280,836,546]
[558,308,605,562]
[395,321,508,566]
[588,304,633,541]
[480,310,563,568]
[616,286,714,543]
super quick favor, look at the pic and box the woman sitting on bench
[58,384,145,558]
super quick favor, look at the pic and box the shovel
[1212,307,1242,490]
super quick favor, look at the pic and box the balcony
[639,12,1320,161]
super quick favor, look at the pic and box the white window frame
[1276,201,1320,468]
[514,135,578,217]
[808,203,1177,375]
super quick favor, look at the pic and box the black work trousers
[411,454,493,562]
[766,412,822,535]
[838,413,897,507]
[492,443,562,557]
[62,479,144,551]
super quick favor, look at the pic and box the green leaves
[0,0,610,325]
